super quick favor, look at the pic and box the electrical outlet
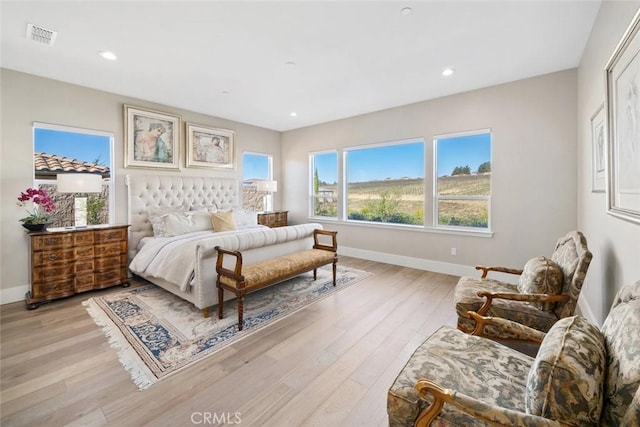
[451,248,457,256]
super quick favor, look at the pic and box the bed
[126,174,323,316]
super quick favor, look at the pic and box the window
[345,140,424,225]
[242,152,273,211]
[434,130,491,229]
[33,123,113,227]
[309,151,338,218]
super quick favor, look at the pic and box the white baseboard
[1,284,29,305]
[339,246,519,284]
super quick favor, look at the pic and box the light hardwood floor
[0,256,460,427]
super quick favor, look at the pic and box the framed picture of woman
[124,105,181,170]
[186,123,235,170]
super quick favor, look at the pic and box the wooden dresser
[26,225,130,309]
[257,211,288,228]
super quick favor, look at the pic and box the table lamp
[256,180,277,212]
[56,173,103,227]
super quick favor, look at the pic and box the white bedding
[129,223,321,291]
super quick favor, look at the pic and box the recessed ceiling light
[290,112,297,117]
[401,7,412,15]
[285,61,297,67]
[442,68,455,77]
[99,51,117,61]
[222,91,230,95]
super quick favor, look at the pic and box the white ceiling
[1,1,601,132]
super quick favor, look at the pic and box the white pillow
[233,209,258,227]
[148,206,188,237]
[163,210,213,237]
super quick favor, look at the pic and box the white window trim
[33,122,115,225]
[309,149,338,219]
[433,128,492,232]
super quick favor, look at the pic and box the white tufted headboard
[126,174,239,260]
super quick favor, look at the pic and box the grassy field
[318,174,490,226]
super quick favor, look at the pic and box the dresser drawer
[31,278,74,299]
[74,273,96,293]
[32,234,74,251]
[95,256,122,270]
[32,248,75,266]
[94,242,126,257]
[95,268,127,287]
[74,245,95,259]
[94,228,127,243]
[75,259,95,274]
[74,231,95,245]
[32,264,74,283]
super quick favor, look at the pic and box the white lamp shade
[56,173,103,193]
[256,180,278,192]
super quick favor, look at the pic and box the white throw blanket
[129,223,321,291]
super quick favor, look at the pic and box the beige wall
[0,69,281,301]
[282,70,579,282]
[577,1,640,324]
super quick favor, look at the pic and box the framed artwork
[186,123,235,169]
[124,105,180,170]
[590,103,606,193]
[605,10,640,224]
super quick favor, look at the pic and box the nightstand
[26,224,130,309]
[257,211,288,228]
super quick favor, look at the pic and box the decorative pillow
[148,206,189,237]
[233,209,258,228]
[525,316,606,426]
[211,211,237,232]
[518,256,564,311]
[163,210,213,237]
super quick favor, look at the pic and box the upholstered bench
[215,229,337,330]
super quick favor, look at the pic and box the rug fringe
[82,298,155,390]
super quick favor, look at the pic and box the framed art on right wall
[591,103,606,193]
[605,9,640,224]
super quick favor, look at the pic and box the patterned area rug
[83,265,371,389]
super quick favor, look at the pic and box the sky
[35,128,111,165]
[242,153,270,180]
[314,133,491,184]
[35,128,490,183]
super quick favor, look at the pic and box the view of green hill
[318,174,490,227]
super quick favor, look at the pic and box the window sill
[307,217,493,238]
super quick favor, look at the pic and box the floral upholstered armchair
[387,281,640,426]
[454,230,592,339]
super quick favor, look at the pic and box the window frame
[343,138,425,226]
[309,149,339,219]
[433,129,492,232]
[33,122,115,226]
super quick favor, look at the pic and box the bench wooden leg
[217,282,224,319]
[203,307,210,318]
[332,259,337,286]
[237,295,245,331]
[313,268,318,281]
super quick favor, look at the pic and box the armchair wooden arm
[467,311,546,343]
[415,380,569,427]
[475,291,570,316]
[475,265,523,279]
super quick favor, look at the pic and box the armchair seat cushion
[455,276,558,338]
[388,326,533,427]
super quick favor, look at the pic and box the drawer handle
[46,285,59,291]
[45,238,59,245]
[48,254,58,261]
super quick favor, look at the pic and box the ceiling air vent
[26,23,58,46]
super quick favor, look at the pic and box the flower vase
[22,223,49,232]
